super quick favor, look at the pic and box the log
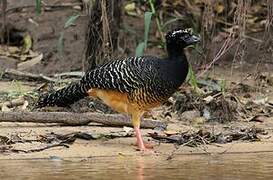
[0,111,167,129]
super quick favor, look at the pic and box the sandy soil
[0,118,273,160]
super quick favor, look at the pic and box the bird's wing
[81,56,160,93]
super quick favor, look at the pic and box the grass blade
[35,0,41,15]
[135,42,145,57]
[64,14,80,29]
[188,64,199,91]
[57,32,64,57]
[143,12,153,47]
[135,11,153,56]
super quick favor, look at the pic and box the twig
[6,3,83,14]
[198,34,238,77]
[53,71,84,78]
[197,135,211,155]
[243,35,263,43]
[0,111,167,129]
[2,68,68,83]
[166,139,195,160]
[11,143,69,153]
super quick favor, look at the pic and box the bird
[36,28,200,151]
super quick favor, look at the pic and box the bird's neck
[167,43,188,66]
[166,43,187,61]
[166,42,189,75]
[166,43,189,86]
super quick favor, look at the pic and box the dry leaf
[124,2,138,16]
[164,130,179,136]
[21,101,29,110]
[21,34,32,53]
[249,115,267,123]
[203,95,214,103]
[253,97,268,105]
[215,3,224,14]
[123,126,133,134]
[124,2,135,12]
[1,103,11,112]
[192,117,206,125]
[17,53,43,70]
[0,46,20,56]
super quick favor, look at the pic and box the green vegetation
[135,12,153,56]
[35,0,41,15]
[64,14,80,29]
[148,0,164,44]
[188,64,200,92]
[58,14,80,58]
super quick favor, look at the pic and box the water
[1,153,273,180]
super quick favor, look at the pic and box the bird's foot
[133,125,157,154]
[136,147,158,155]
[134,142,154,150]
[134,142,158,155]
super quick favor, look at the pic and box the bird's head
[166,28,200,48]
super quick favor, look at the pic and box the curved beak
[187,35,200,45]
[186,34,201,45]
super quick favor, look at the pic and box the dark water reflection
[1,153,273,180]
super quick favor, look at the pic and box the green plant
[219,79,227,95]
[148,0,164,45]
[188,64,199,92]
[12,80,23,94]
[135,11,153,56]
[64,14,80,29]
[57,14,80,57]
[6,80,25,99]
[57,32,64,57]
[35,0,41,15]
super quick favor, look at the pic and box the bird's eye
[183,34,190,40]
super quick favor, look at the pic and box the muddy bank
[0,119,273,160]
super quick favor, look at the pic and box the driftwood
[0,111,167,129]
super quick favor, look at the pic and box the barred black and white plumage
[37,28,200,151]
[37,81,87,107]
[37,28,200,111]
[37,56,184,107]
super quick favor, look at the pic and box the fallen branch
[11,143,69,153]
[198,34,238,77]
[3,68,57,82]
[0,111,167,129]
[53,71,84,78]
[6,3,83,14]
[3,68,82,83]
[3,68,69,83]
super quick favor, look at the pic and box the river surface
[1,152,273,180]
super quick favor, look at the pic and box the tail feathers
[36,81,88,108]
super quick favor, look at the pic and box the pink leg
[132,112,153,151]
[134,126,146,151]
